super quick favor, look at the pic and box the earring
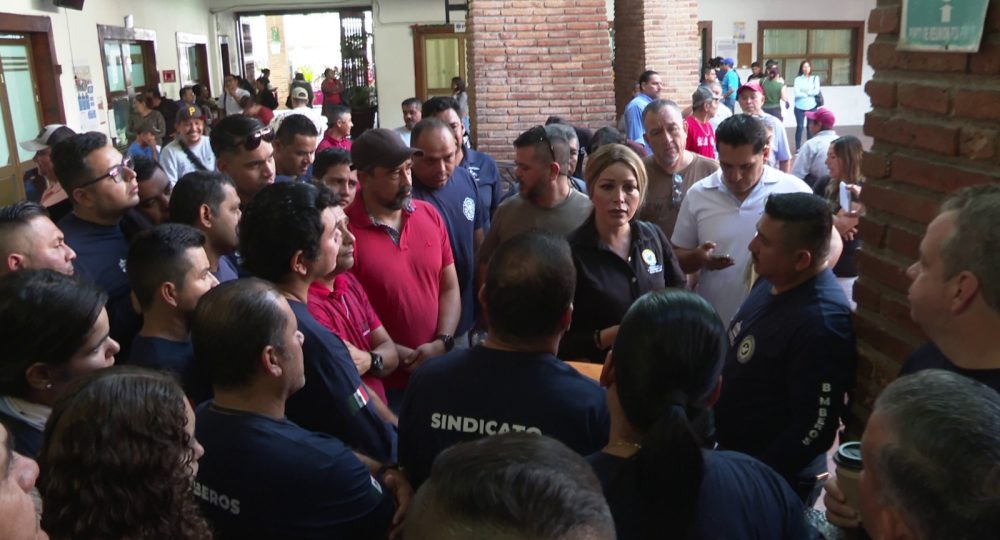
[45,383,52,389]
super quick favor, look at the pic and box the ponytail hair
[610,289,727,539]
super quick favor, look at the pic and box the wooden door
[413,25,467,102]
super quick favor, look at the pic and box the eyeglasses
[528,125,556,162]
[78,155,135,189]
[232,126,274,151]
[671,174,684,208]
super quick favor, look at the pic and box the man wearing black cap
[19,124,76,221]
[347,128,460,409]
[160,105,215,185]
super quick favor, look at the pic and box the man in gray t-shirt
[478,125,592,270]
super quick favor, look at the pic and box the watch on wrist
[436,334,455,352]
[369,351,384,375]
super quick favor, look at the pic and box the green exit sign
[899,0,989,52]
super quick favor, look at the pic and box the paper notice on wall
[716,39,737,61]
[73,64,102,132]
[733,22,746,41]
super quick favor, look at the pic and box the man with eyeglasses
[410,118,486,348]
[51,131,143,358]
[478,125,592,275]
[210,115,276,207]
[347,128,460,411]
[639,99,719,241]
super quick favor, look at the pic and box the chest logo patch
[462,197,475,221]
[641,248,662,274]
[737,335,755,364]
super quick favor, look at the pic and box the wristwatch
[369,351,384,375]
[435,334,455,352]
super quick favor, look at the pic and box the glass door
[0,36,43,204]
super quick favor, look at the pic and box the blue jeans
[794,106,815,150]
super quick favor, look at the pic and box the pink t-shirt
[317,132,351,152]
[346,197,454,391]
[307,275,387,404]
[685,115,716,159]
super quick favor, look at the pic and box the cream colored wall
[6,0,216,138]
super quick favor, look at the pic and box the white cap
[19,124,76,152]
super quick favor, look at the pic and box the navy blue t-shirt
[588,450,814,540]
[286,300,397,463]
[194,403,393,540]
[715,270,856,483]
[899,342,1000,394]
[460,146,502,227]
[129,335,211,404]
[214,254,239,283]
[58,213,142,358]
[412,167,485,335]
[0,407,41,458]
[398,345,610,487]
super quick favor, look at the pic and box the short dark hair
[192,278,289,389]
[407,433,615,540]
[210,114,266,157]
[180,86,194,98]
[484,232,575,344]
[0,202,48,254]
[588,126,626,155]
[239,182,337,283]
[52,131,109,193]
[325,105,351,126]
[126,224,207,311]
[0,270,106,397]
[422,96,461,119]
[401,97,422,109]
[169,171,236,227]
[411,117,455,147]
[638,70,659,84]
[312,148,352,180]
[764,192,832,262]
[131,154,163,183]
[275,112,319,144]
[715,114,769,154]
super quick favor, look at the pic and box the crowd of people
[1,60,999,540]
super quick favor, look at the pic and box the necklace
[606,440,642,450]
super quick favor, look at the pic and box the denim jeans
[794,106,816,150]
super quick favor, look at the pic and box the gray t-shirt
[478,189,593,265]
[640,153,720,240]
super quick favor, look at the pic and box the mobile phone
[839,183,860,214]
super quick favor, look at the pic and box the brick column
[613,0,700,114]
[851,0,1000,425]
[468,0,617,161]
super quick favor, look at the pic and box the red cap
[737,81,764,96]
[805,107,836,129]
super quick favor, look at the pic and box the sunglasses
[671,174,685,208]
[528,125,556,162]
[77,155,135,189]
[231,126,274,151]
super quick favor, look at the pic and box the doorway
[0,35,43,204]
[412,25,467,102]
[698,21,713,77]
[97,24,158,147]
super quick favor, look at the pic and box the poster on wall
[73,64,103,133]
[732,22,747,41]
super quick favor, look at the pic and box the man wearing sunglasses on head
[51,132,143,359]
[211,115,276,207]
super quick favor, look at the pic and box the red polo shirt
[346,196,453,390]
[317,132,352,152]
[307,275,387,404]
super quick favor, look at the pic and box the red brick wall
[852,0,1000,423]
[613,0,700,114]
[468,0,617,161]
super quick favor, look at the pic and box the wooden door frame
[176,32,210,88]
[0,12,65,125]
[96,24,158,101]
[698,21,713,75]
[412,24,467,102]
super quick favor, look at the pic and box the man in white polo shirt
[671,114,811,325]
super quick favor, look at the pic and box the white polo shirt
[671,166,811,325]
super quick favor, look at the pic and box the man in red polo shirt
[347,128,460,409]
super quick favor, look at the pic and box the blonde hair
[583,143,648,210]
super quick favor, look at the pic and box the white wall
[7,0,216,138]
[698,0,876,126]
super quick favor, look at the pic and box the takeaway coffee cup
[834,441,864,515]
